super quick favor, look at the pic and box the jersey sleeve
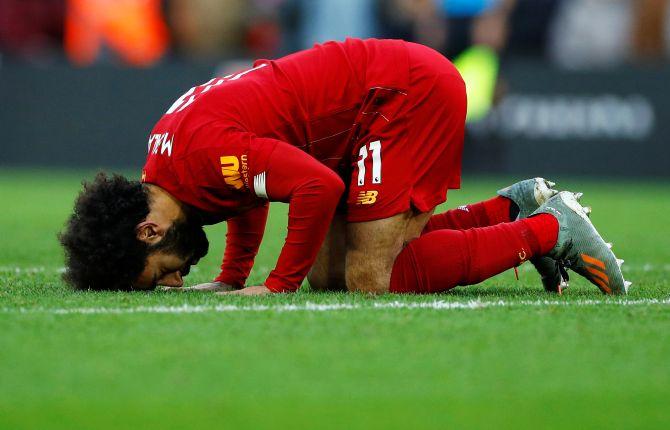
[176,129,274,286]
[260,141,345,292]
[178,128,275,206]
[214,202,269,287]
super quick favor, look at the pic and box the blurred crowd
[1,0,669,69]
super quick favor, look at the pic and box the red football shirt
[142,38,408,292]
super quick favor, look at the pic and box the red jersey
[143,38,408,212]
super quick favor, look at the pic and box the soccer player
[60,38,629,295]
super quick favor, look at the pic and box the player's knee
[307,268,345,292]
[345,257,391,294]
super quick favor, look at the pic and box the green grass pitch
[1,169,669,429]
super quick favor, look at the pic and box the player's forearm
[260,143,345,292]
[215,202,269,287]
[264,175,343,292]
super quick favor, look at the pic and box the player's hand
[162,281,236,292]
[216,285,272,296]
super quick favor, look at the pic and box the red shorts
[344,42,466,222]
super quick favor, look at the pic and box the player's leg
[342,42,465,293]
[343,40,473,293]
[389,192,629,295]
[307,213,347,292]
[423,178,558,233]
[423,196,516,233]
[390,213,560,293]
[422,177,567,292]
[345,208,434,293]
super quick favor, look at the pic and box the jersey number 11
[357,140,382,186]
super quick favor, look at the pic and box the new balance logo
[580,253,611,294]
[356,190,378,205]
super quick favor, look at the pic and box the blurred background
[1,0,669,177]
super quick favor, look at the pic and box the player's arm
[222,141,345,294]
[213,202,269,288]
[186,129,344,294]
[263,142,345,293]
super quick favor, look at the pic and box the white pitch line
[2,298,670,315]
[2,263,670,275]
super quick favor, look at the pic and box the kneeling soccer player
[60,38,629,295]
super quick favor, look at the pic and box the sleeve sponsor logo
[220,155,250,190]
[220,156,244,190]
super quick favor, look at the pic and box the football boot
[530,191,630,294]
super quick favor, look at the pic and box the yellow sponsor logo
[220,156,244,190]
[356,190,378,205]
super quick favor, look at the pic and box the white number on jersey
[356,140,382,186]
[165,63,268,114]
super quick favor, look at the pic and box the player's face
[132,216,209,290]
[133,251,195,290]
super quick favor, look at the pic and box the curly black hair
[59,172,151,290]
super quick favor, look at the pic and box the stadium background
[2,0,670,176]
[1,1,669,429]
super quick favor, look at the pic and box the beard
[149,216,209,270]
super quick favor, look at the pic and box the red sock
[390,214,558,293]
[423,196,515,233]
